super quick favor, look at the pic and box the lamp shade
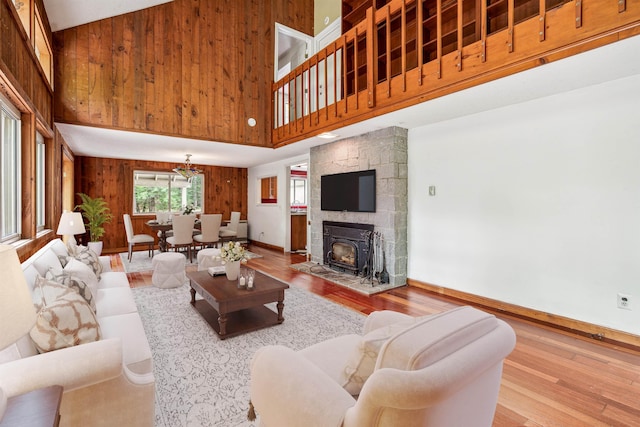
[0,245,36,351]
[56,211,86,236]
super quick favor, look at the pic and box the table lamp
[56,211,86,243]
[0,245,38,419]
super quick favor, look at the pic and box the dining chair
[166,215,196,261]
[219,211,240,243]
[194,214,222,249]
[123,214,155,261]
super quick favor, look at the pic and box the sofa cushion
[98,271,131,289]
[66,244,103,279]
[99,313,152,369]
[375,306,498,371]
[45,269,96,312]
[96,287,138,317]
[300,334,361,385]
[29,277,101,353]
[62,259,99,297]
[339,318,418,395]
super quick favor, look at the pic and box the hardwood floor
[114,245,640,426]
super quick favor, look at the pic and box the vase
[225,260,240,281]
[87,241,103,256]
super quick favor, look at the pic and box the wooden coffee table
[187,270,289,339]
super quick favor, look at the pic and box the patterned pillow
[340,318,418,395]
[30,277,101,353]
[63,259,99,300]
[45,269,96,313]
[58,255,69,267]
[31,276,70,312]
[66,243,103,279]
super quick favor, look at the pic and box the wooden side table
[0,385,62,427]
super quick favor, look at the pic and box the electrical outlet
[428,186,436,196]
[617,293,632,310]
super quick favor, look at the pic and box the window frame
[35,131,46,231]
[0,93,22,243]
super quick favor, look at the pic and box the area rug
[120,250,262,273]
[290,262,405,295]
[132,283,365,427]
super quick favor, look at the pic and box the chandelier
[173,154,202,180]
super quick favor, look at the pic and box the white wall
[248,154,309,250]
[408,74,640,335]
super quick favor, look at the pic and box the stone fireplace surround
[309,127,408,287]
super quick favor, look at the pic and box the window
[290,178,307,208]
[35,132,45,231]
[1,95,21,242]
[260,176,277,204]
[11,0,31,37]
[133,171,203,214]
[34,6,53,86]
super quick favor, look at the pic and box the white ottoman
[197,248,222,271]
[151,252,186,288]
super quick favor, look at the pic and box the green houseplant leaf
[75,193,114,242]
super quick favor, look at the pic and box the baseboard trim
[249,240,284,253]
[407,278,640,352]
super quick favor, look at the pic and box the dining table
[145,219,201,252]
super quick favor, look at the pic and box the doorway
[289,162,308,254]
[274,24,315,127]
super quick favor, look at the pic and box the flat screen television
[321,169,376,212]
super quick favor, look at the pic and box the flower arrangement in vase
[219,241,247,280]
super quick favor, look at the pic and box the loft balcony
[272,0,640,147]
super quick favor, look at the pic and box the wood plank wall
[53,0,314,148]
[0,0,53,128]
[1,0,60,261]
[74,156,248,253]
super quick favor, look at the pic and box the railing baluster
[457,0,463,71]
[437,0,442,78]
[289,74,298,132]
[417,0,424,85]
[539,0,546,42]
[401,0,407,91]
[355,26,359,110]
[333,42,338,117]
[306,62,312,128]
[367,7,376,107]
[575,0,583,28]
[481,0,487,62]
[324,48,329,120]
[386,5,392,97]
[343,35,348,114]
[619,0,626,13]
[508,0,514,52]
[282,79,293,134]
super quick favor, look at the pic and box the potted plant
[75,192,114,255]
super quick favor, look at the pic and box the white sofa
[0,239,154,426]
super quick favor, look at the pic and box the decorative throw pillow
[29,276,101,353]
[66,244,103,279]
[66,238,79,255]
[45,269,96,313]
[58,255,69,267]
[31,275,71,312]
[340,318,418,395]
[63,259,99,299]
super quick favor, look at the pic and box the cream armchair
[250,306,516,427]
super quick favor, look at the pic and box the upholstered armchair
[250,306,516,427]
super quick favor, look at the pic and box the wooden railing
[272,0,640,147]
